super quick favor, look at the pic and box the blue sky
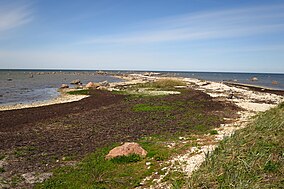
[0,0,284,72]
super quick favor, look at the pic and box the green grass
[35,139,176,189]
[36,133,198,189]
[67,89,90,95]
[110,154,142,164]
[188,102,284,188]
[209,129,218,135]
[0,167,5,173]
[133,104,173,112]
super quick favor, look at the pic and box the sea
[0,70,283,105]
[0,70,123,105]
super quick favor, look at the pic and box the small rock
[86,82,99,88]
[105,142,147,159]
[174,86,187,89]
[228,92,234,99]
[75,85,83,89]
[60,84,69,89]
[22,172,53,184]
[97,86,108,90]
[99,80,109,87]
[70,79,81,85]
[146,162,151,166]
[251,77,258,81]
[272,81,278,85]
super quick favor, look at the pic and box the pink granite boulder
[105,142,147,160]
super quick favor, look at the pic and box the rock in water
[272,81,278,85]
[70,79,81,85]
[251,77,258,81]
[60,84,69,89]
[105,142,147,160]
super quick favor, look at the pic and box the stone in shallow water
[70,79,81,85]
[60,84,69,89]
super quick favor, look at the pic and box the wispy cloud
[0,1,33,32]
[82,4,284,45]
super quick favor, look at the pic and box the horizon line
[0,68,283,75]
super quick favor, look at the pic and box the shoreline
[223,81,284,95]
[1,73,283,112]
[0,92,89,111]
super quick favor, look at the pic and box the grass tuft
[137,79,186,89]
[110,154,142,164]
[0,167,5,173]
[209,130,218,135]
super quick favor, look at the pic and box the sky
[0,0,284,73]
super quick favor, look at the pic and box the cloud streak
[82,4,284,45]
[0,1,33,32]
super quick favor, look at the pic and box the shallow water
[0,71,123,105]
[173,72,284,90]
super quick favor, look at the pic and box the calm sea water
[173,72,284,90]
[0,70,123,105]
[1,70,283,105]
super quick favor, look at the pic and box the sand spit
[137,77,284,189]
[0,93,88,111]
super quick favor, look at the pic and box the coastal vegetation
[188,102,284,188]
[30,87,237,188]
[136,78,186,89]
[2,78,282,189]
[67,89,90,95]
